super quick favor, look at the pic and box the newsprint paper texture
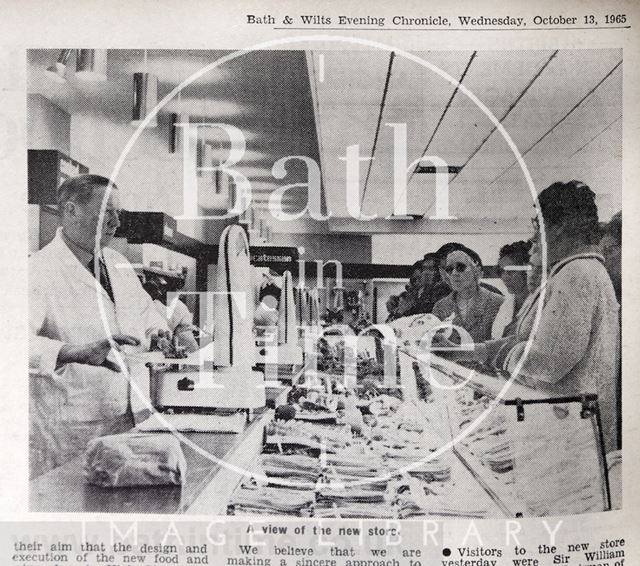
[0,0,639,564]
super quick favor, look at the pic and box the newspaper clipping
[1,0,639,564]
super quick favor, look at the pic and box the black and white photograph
[27,46,622,519]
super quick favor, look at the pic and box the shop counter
[29,409,271,515]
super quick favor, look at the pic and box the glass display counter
[400,347,611,517]
[220,334,610,519]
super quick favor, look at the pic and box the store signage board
[250,246,299,266]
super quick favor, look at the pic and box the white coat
[29,228,168,473]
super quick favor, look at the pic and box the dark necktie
[88,254,115,304]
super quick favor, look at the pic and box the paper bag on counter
[84,433,186,488]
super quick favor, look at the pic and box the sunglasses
[444,263,470,274]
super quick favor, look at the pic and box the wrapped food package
[228,485,315,516]
[317,484,388,504]
[260,454,321,487]
[265,421,352,452]
[84,433,187,488]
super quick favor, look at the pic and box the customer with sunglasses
[436,181,620,455]
[431,245,504,342]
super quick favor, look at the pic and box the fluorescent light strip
[488,60,623,187]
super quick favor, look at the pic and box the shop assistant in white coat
[29,174,171,475]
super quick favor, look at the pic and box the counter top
[29,410,271,515]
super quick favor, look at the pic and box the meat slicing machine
[148,225,267,421]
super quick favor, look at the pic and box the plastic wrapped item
[260,454,321,487]
[84,433,187,488]
[228,484,315,516]
[265,421,352,452]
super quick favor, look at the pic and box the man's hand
[57,334,140,372]
[150,329,174,357]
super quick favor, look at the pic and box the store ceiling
[28,48,622,236]
[310,49,622,230]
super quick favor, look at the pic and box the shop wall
[70,114,184,217]
[27,94,70,252]
[26,93,219,252]
[27,94,70,153]
[372,233,531,266]
[69,112,230,245]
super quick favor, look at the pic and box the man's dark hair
[537,180,600,244]
[499,240,532,265]
[422,252,438,264]
[57,174,116,211]
[601,211,621,244]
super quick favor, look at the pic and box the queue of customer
[386,181,621,454]
[410,181,621,455]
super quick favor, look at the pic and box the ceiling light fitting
[75,49,108,82]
